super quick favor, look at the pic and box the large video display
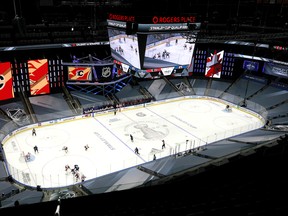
[107,28,141,69]
[106,19,200,78]
[143,33,195,69]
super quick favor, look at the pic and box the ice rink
[2,97,264,188]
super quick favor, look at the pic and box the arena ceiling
[0,0,288,48]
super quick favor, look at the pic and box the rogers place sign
[152,16,196,24]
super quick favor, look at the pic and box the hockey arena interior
[0,1,288,216]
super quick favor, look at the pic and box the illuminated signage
[108,13,135,22]
[107,13,197,24]
[151,16,196,24]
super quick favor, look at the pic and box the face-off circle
[178,100,212,113]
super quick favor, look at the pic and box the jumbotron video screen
[107,28,141,70]
[143,32,195,69]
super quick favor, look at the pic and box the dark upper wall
[1,0,288,47]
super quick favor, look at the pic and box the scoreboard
[107,18,201,79]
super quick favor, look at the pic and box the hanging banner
[28,59,50,95]
[262,62,288,79]
[94,65,114,82]
[243,60,259,72]
[205,50,224,78]
[68,66,92,81]
[0,62,14,100]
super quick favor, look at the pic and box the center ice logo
[125,121,168,141]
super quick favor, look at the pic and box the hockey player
[130,134,134,142]
[32,128,36,136]
[65,165,70,172]
[62,146,68,153]
[162,140,166,149]
[84,144,89,151]
[81,174,86,182]
[33,145,39,153]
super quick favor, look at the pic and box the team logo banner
[28,59,50,95]
[205,50,224,78]
[95,65,114,82]
[243,60,259,72]
[0,62,14,100]
[68,66,92,81]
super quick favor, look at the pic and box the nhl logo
[102,67,111,78]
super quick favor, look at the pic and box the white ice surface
[3,98,264,188]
